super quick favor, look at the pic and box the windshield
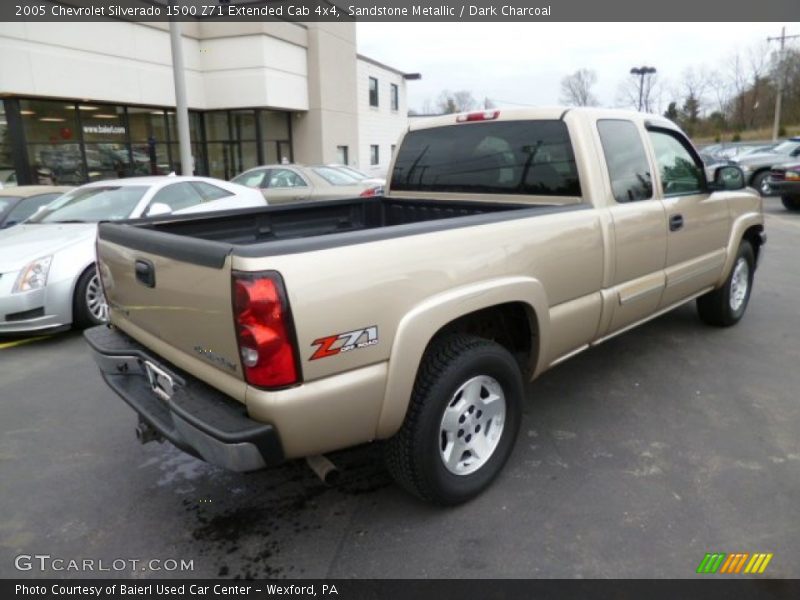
[28,186,148,223]
[312,167,361,185]
[773,141,800,155]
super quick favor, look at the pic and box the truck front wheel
[384,334,523,505]
[696,241,755,327]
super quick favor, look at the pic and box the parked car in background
[0,169,19,188]
[699,153,737,183]
[0,176,266,334]
[734,137,800,196]
[768,163,800,211]
[326,164,387,188]
[232,164,384,205]
[0,186,72,229]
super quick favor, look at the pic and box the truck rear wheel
[384,334,523,505]
[696,241,755,327]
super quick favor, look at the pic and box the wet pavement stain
[181,445,392,579]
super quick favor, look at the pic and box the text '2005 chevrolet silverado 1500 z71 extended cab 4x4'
[85,107,765,505]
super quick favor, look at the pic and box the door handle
[135,259,156,288]
[669,214,684,232]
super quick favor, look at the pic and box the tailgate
[97,223,247,399]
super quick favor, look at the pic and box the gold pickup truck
[85,108,765,505]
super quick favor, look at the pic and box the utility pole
[630,66,657,112]
[768,27,800,141]
[169,4,193,175]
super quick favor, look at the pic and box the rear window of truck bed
[391,120,581,197]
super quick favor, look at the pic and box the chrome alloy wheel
[439,375,506,476]
[86,272,109,322]
[729,257,750,312]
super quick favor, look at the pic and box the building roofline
[356,54,421,80]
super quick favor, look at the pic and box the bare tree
[436,90,479,114]
[616,72,664,113]
[559,69,599,106]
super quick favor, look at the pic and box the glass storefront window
[231,110,257,141]
[80,105,126,143]
[205,112,229,142]
[6,98,292,184]
[19,99,80,144]
[259,110,289,141]
[27,143,84,185]
[0,102,15,187]
[129,107,167,144]
[85,143,130,181]
[131,140,170,176]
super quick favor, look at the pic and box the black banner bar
[1,0,798,22]
[5,579,800,600]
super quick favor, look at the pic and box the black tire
[696,241,755,327]
[751,171,772,197]
[73,266,107,329]
[384,334,524,505]
[781,195,800,211]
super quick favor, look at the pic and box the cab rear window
[391,120,581,197]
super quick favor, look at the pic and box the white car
[0,176,266,334]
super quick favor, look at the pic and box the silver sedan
[0,176,266,334]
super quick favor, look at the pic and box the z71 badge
[310,326,378,360]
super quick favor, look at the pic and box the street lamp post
[630,66,657,112]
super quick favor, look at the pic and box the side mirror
[709,165,745,192]
[145,202,172,217]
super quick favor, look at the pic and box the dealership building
[0,20,417,186]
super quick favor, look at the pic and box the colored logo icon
[697,552,773,574]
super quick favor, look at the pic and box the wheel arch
[375,276,549,439]
[717,213,765,287]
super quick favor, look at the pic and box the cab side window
[597,120,653,203]
[647,130,705,196]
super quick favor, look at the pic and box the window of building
[370,145,380,166]
[19,99,84,184]
[259,110,292,165]
[369,77,379,107]
[0,102,15,186]
[391,144,396,156]
[597,120,653,203]
[647,129,704,196]
[390,84,399,111]
[128,107,171,177]
[336,145,349,165]
[391,120,581,196]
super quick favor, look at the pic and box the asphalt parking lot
[1,197,799,580]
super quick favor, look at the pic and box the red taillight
[232,271,299,389]
[456,110,500,123]
[359,186,383,198]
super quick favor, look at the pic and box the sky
[356,22,793,113]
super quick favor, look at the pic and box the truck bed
[100,196,579,264]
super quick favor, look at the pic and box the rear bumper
[84,325,284,472]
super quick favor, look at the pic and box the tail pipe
[305,454,339,485]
